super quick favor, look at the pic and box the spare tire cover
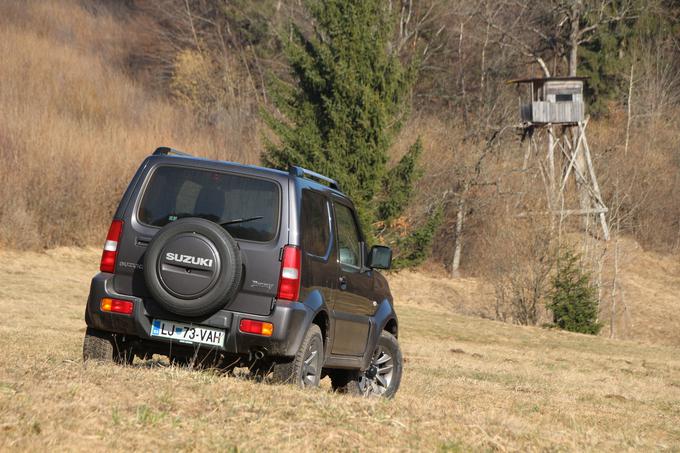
[143,218,242,317]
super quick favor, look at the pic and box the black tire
[330,331,402,399]
[143,218,242,317]
[268,324,324,388]
[82,327,133,365]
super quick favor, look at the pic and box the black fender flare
[361,298,398,369]
[283,289,331,358]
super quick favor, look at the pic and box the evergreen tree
[578,2,637,115]
[391,204,442,269]
[547,250,602,335]
[378,138,423,224]
[262,0,432,252]
[578,0,678,115]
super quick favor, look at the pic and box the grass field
[1,248,679,451]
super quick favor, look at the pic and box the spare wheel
[143,218,242,317]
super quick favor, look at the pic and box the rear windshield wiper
[220,216,264,227]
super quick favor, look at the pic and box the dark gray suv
[83,147,402,398]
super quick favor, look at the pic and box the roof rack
[289,165,341,191]
[152,146,193,157]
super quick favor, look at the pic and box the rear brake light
[239,319,274,336]
[100,297,134,315]
[100,220,123,273]
[276,245,301,301]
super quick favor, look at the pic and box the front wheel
[330,331,402,398]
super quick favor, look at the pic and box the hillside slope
[612,238,680,345]
[0,248,678,451]
[388,237,680,348]
[0,0,258,249]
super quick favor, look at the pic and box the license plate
[150,319,225,347]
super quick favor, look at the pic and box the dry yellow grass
[1,247,679,451]
[610,238,680,346]
[390,235,680,348]
[0,0,259,249]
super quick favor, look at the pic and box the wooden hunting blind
[508,76,610,240]
[510,77,586,124]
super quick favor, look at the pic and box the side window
[334,203,362,269]
[301,190,331,257]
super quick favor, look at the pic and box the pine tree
[378,138,423,223]
[391,204,442,269]
[578,7,636,115]
[547,250,602,335]
[262,0,430,250]
[578,0,676,115]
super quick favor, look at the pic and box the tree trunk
[568,40,579,76]
[568,3,581,77]
[610,238,620,338]
[451,197,465,277]
[451,189,467,278]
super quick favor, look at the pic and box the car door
[330,201,374,356]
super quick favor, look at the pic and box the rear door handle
[338,276,347,290]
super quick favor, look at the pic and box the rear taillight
[100,220,123,273]
[276,245,301,301]
[100,297,134,315]
[239,319,274,336]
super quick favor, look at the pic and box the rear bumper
[84,273,312,358]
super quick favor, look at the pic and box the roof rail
[152,146,193,157]
[289,165,341,191]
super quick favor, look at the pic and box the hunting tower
[510,77,610,240]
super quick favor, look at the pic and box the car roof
[146,152,347,199]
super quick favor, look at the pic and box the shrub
[487,220,557,326]
[391,204,442,269]
[547,249,602,335]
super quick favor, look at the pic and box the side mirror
[367,245,392,270]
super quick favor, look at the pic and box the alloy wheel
[301,338,322,387]
[359,345,394,396]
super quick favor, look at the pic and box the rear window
[138,166,280,242]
